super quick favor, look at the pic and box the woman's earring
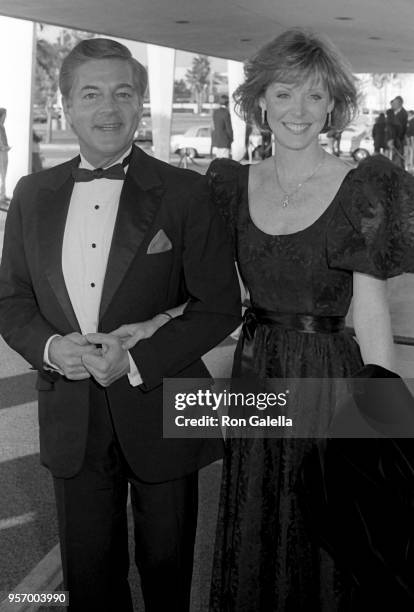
[261,107,267,125]
[327,111,332,128]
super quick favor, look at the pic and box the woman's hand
[110,314,170,350]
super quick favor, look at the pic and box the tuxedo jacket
[0,146,241,480]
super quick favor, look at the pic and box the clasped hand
[48,332,129,387]
[48,318,164,386]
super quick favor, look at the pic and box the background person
[327,127,342,156]
[385,107,396,160]
[0,107,10,200]
[31,130,43,173]
[405,109,414,169]
[211,94,233,158]
[372,112,387,154]
[0,38,240,612]
[387,95,408,168]
[247,124,262,162]
[207,28,414,611]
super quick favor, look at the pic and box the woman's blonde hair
[234,28,358,133]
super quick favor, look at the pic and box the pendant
[282,194,289,208]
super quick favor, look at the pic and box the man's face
[391,98,402,111]
[63,58,142,167]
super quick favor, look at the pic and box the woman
[110,29,414,609]
[205,29,414,610]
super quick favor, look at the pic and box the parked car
[341,125,374,160]
[134,119,152,142]
[319,124,373,160]
[170,125,212,157]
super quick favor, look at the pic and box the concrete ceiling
[2,0,414,72]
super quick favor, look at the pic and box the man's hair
[392,95,403,105]
[59,38,148,101]
[234,27,358,133]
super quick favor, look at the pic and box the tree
[211,72,228,99]
[35,38,59,106]
[371,73,399,109]
[185,55,210,113]
[173,79,192,102]
[35,25,96,141]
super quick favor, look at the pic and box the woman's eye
[276,93,290,99]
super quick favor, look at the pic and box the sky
[39,24,228,77]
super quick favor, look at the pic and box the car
[170,124,212,157]
[319,124,374,161]
[134,119,152,142]
[341,125,374,160]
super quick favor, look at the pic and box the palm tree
[185,55,210,114]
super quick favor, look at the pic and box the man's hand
[48,333,100,380]
[82,333,130,387]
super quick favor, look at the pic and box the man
[406,109,414,168]
[211,94,233,158]
[0,39,240,611]
[387,95,408,168]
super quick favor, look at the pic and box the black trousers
[53,381,198,612]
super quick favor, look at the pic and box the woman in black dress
[207,28,414,611]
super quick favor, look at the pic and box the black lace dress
[207,155,414,612]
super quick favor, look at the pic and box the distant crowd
[372,95,414,169]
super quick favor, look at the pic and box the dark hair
[234,28,358,132]
[59,38,148,101]
[0,108,6,121]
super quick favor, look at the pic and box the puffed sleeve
[206,158,242,255]
[327,155,414,278]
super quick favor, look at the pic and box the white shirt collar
[79,145,133,170]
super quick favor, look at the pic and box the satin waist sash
[238,308,346,376]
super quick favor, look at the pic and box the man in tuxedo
[0,39,240,611]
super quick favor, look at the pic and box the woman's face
[261,76,333,151]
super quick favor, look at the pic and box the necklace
[274,154,325,208]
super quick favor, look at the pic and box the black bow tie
[72,151,132,182]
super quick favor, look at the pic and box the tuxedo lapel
[98,147,164,322]
[38,162,80,332]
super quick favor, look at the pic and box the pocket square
[146,229,172,254]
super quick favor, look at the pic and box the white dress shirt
[44,147,142,386]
